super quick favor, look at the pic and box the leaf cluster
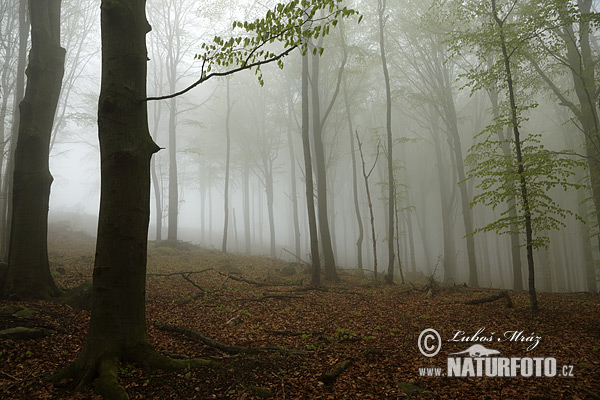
[196,0,359,86]
[465,130,586,249]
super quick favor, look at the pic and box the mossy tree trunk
[4,0,65,299]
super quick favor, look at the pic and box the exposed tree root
[464,291,513,308]
[154,322,308,355]
[50,342,219,400]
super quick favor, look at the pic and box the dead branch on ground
[464,291,513,308]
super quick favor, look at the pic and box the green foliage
[465,129,585,249]
[196,0,359,86]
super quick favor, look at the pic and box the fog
[3,0,599,293]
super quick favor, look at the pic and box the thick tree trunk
[378,0,396,285]
[4,0,65,299]
[53,1,213,397]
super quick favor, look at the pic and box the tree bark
[4,0,65,299]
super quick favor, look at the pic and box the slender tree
[377,0,396,284]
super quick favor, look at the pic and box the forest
[0,0,599,398]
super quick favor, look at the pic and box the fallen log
[464,291,513,308]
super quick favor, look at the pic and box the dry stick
[153,323,307,355]
[464,291,513,308]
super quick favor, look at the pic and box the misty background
[2,0,597,292]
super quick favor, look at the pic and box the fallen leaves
[0,232,599,399]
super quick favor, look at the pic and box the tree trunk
[302,48,321,287]
[487,85,523,290]
[310,35,339,282]
[222,79,232,253]
[167,95,178,243]
[430,107,457,282]
[150,101,163,242]
[285,91,301,258]
[441,75,478,287]
[378,0,396,285]
[53,1,213,397]
[4,0,65,299]
[492,0,537,311]
[265,162,276,258]
[243,161,251,254]
[356,133,378,281]
[342,83,363,271]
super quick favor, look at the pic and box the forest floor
[1,228,599,399]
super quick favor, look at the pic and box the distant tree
[222,78,234,252]
[3,0,65,298]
